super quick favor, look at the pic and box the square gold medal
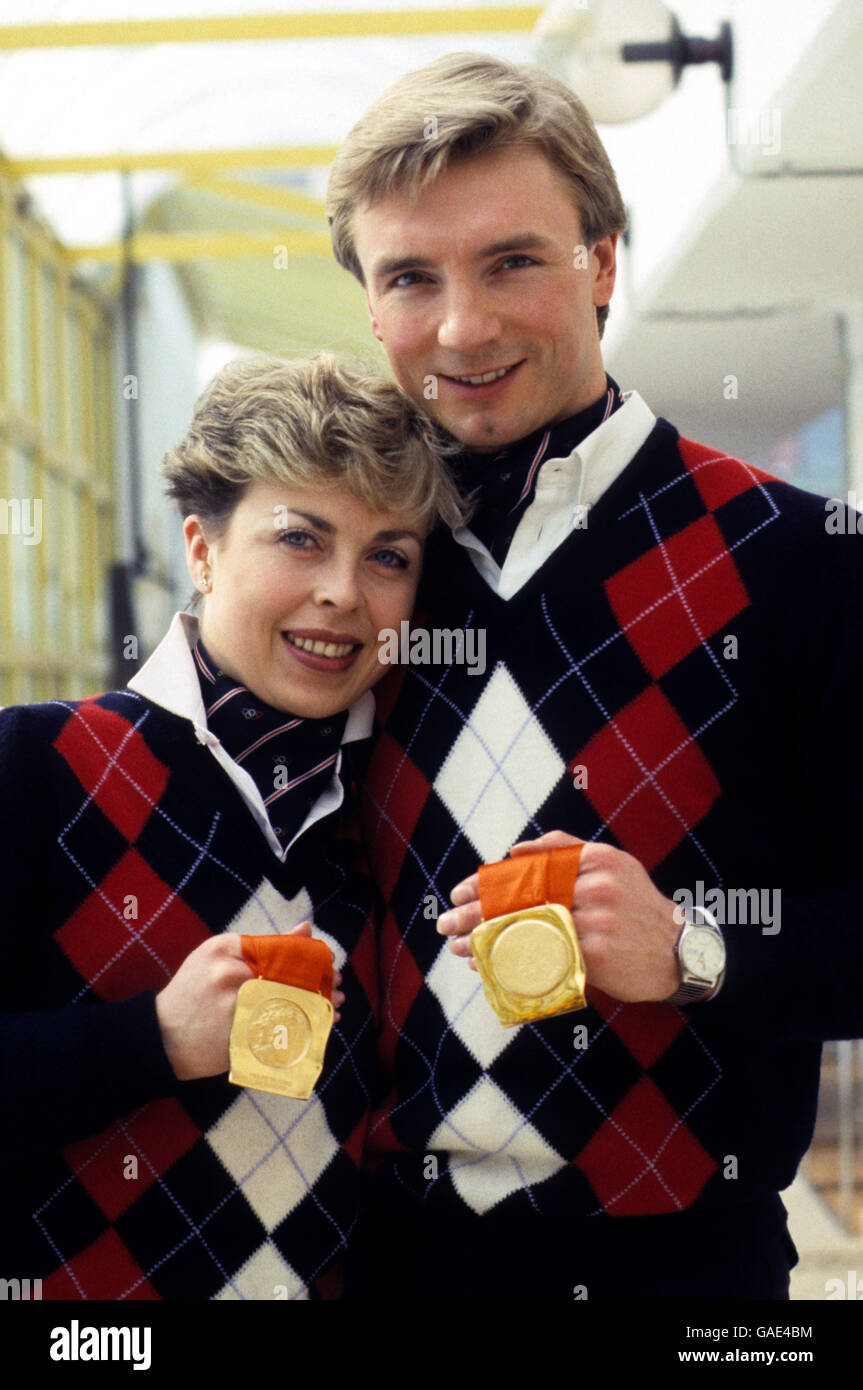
[228,978,334,1100]
[471,904,587,1026]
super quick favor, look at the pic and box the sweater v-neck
[423,415,676,614]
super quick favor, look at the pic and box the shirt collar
[127,612,375,747]
[450,390,657,599]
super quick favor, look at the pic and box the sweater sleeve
[690,506,863,1042]
[0,705,179,1163]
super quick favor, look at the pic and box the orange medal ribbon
[239,934,333,999]
[478,845,583,921]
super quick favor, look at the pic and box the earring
[200,571,210,592]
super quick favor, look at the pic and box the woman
[0,354,463,1300]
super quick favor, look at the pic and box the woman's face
[185,478,426,717]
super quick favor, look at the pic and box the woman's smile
[186,478,426,716]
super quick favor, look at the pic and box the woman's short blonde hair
[161,353,466,534]
[327,51,627,336]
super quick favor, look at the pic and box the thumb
[287,920,313,937]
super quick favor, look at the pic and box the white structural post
[840,301,863,499]
[837,1040,855,1230]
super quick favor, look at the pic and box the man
[327,52,863,1299]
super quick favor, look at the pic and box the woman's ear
[183,515,212,594]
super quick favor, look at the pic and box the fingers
[449,874,479,906]
[448,931,476,961]
[437,899,482,938]
[288,920,313,937]
[332,967,344,1022]
[442,832,590,976]
[442,832,586,946]
[509,830,585,855]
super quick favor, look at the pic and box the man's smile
[438,362,526,396]
[442,362,523,386]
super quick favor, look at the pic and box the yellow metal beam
[63,229,333,265]
[0,9,542,49]
[181,175,327,219]
[5,146,339,176]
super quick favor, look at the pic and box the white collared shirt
[451,390,657,600]
[127,612,374,861]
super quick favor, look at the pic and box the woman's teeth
[286,633,356,658]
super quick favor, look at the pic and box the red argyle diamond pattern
[41,1227,159,1301]
[63,1098,202,1223]
[341,1115,368,1170]
[366,1107,411,1164]
[575,1076,717,1216]
[379,909,425,1072]
[364,733,431,901]
[605,512,749,680]
[588,988,687,1068]
[680,437,773,512]
[56,848,210,999]
[55,702,170,843]
[574,684,721,870]
[346,908,378,1017]
[372,663,409,726]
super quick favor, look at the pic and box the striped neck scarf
[193,638,347,850]
[455,375,625,564]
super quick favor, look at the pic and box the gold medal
[471,848,587,1026]
[229,978,334,1099]
[228,934,334,1099]
[472,904,586,1025]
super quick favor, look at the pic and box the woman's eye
[373,548,410,570]
[278,529,316,550]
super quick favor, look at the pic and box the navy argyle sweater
[0,693,375,1299]
[361,419,863,1224]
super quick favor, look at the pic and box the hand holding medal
[439,842,587,1025]
[472,844,587,1024]
[439,830,684,1008]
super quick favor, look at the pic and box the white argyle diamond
[426,939,517,1069]
[225,879,346,964]
[429,1075,565,1214]
[215,1240,308,1301]
[207,1090,337,1229]
[228,878,315,936]
[434,663,565,861]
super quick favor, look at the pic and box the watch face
[680,926,726,979]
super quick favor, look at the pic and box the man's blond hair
[328,51,627,335]
[162,353,466,534]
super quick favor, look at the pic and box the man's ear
[592,232,618,308]
[365,289,384,343]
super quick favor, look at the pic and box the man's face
[352,144,617,452]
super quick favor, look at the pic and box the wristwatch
[667,905,726,1006]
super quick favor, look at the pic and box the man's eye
[390,271,426,289]
[499,255,536,270]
